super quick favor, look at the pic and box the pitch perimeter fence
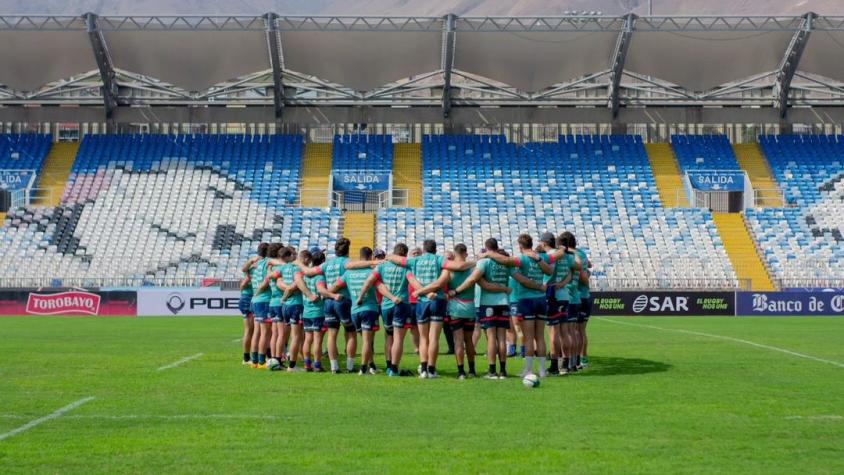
[1,288,843,318]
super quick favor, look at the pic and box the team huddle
[240,232,592,380]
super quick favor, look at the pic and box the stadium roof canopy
[1,13,844,124]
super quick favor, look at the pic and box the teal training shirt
[374,261,409,310]
[302,275,326,319]
[512,254,549,300]
[476,258,514,306]
[339,268,379,315]
[318,257,350,299]
[405,253,446,302]
[279,263,303,306]
[551,253,577,302]
[250,258,271,303]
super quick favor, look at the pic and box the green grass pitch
[1,316,842,474]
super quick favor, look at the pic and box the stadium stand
[0,134,52,173]
[0,134,342,286]
[747,135,844,286]
[378,134,738,290]
[332,134,394,171]
[670,135,741,171]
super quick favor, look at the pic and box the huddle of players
[240,231,592,380]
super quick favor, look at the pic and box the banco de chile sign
[332,171,390,192]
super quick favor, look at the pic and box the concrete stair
[392,143,423,207]
[32,142,79,207]
[299,143,333,207]
[712,213,775,291]
[733,143,784,208]
[646,143,688,207]
[343,212,376,252]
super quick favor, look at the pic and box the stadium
[0,4,842,474]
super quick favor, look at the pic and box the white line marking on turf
[0,397,95,442]
[785,415,842,420]
[231,338,242,343]
[157,353,204,371]
[601,318,844,369]
[1,414,286,421]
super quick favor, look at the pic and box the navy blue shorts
[324,299,354,330]
[564,302,581,324]
[578,296,592,322]
[354,311,380,332]
[518,297,548,321]
[269,305,283,323]
[303,317,325,333]
[415,299,446,324]
[478,305,510,330]
[547,300,569,326]
[239,295,254,319]
[252,301,270,323]
[283,304,304,325]
[383,303,412,332]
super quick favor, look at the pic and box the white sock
[330,359,339,371]
[524,356,534,374]
[346,357,355,371]
[537,357,546,372]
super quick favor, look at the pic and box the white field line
[600,318,844,369]
[0,397,95,442]
[0,414,286,421]
[785,415,842,420]
[231,338,242,343]
[157,353,204,371]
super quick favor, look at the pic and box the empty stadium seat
[377,134,738,290]
[671,135,741,171]
[0,134,342,286]
[746,135,844,286]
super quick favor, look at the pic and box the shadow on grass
[574,356,672,377]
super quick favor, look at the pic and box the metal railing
[752,188,786,208]
[0,276,208,289]
[593,277,750,291]
[775,278,844,290]
[391,188,422,207]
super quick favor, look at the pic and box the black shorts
[448,318,476,332]
[578,297,592,322]
[547,300,569,326]
[477,305,510,330]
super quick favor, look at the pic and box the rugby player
[243,243,271,368]
[329,247,381,375]
[297,238,379,373]
[265,243,286,369]
[238,267,254,365]
[450,238,518,379]
[414,244,478,379]
[358,243,413,377]
[547,233,582,375]
[385,239,473,379]
[294,250,329,372]
[277,249,306,371]
[563,232,592,370]
[484,234,553,377]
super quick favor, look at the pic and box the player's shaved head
[454,243,467,257]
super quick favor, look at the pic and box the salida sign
[687,171,745,192]
[591,291,735,316]
[332,171,390,192]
